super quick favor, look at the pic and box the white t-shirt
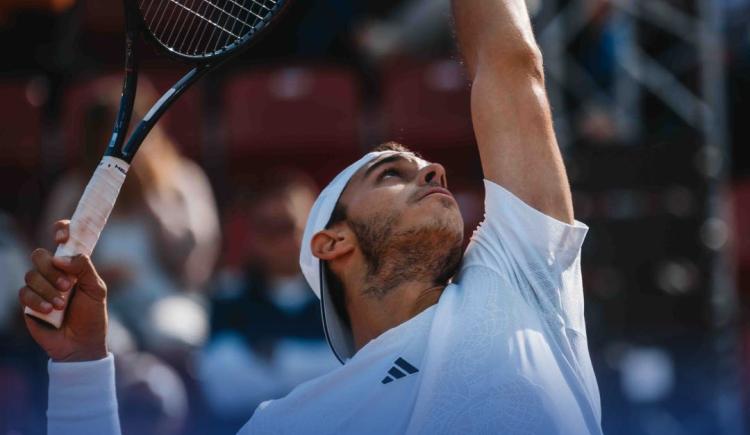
[240,180,601,434]
[46,180,601,435]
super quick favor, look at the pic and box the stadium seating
[380,59,481,182]
[61,72,203,167]
[221,65,362,186]
[149,71,205,162]
[380,59,485,238]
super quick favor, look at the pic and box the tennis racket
[25,0,291,327]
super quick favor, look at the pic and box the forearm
[452,0,541,78]
[452,0,574,223]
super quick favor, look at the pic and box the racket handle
[25,156,130,328]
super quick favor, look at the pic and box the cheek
[348,186,408,221]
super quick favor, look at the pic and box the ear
[311,226,355,261]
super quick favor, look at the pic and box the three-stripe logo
[381,357,419,384]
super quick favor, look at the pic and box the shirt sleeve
[47,353,122,435]
[462,180,589,334]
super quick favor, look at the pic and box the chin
[414,207,464,245]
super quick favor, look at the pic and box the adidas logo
[381,357,419,384]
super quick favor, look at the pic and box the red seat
[79,0,123,36]
[74,0,126,66]
[149,71,204,162]
[222,65,362,185]
[380,59,481,183]
[61,72,203,167]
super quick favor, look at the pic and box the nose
[418,162,448,188]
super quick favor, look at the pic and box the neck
[334,226,462,353]
[348,279,445,351]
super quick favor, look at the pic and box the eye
[379,168,401,180]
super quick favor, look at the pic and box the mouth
[418,186,454,202]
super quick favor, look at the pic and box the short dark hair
[372,141,414,154]
[323,142,415,329]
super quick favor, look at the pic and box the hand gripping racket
[25,0,291,327]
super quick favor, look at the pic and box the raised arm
[453,0,574,224]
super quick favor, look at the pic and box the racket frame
[25,0,291,327]
[105,0,290,163]
[133,0,291,62]
[105,1,140,162]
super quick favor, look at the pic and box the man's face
[337,152,465,295]
[251,187,314,278]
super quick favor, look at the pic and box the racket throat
[118,65,209,161]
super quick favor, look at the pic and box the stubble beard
[348,205,464,299]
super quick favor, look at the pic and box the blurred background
[0,0,749,434]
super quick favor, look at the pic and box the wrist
[52,346,108,363]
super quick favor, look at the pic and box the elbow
[479,42,544,83]
[518,44,544,80]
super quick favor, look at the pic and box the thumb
[51,255,107,302]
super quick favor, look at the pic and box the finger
[23,270,66,310]
[52,255,106,302]
[53,220,71,245]
[19,286,53,314]
[30,249,73,292]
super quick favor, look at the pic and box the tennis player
[19,0,602,433]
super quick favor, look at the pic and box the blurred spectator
[356,0,452,62]
[39,77,221,358]
[578,103,619,144]
[117,352,189,435]
[0,212,28,333]
[197,170,338,429]
[573,0,617,91]
[0,212,47,435]
[233,0,363,63]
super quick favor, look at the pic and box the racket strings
[139,0,278,57]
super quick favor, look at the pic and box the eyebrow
[363,154,410,180]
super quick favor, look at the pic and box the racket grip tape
[24,156,130,328]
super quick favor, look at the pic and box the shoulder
[469,179,588,262]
